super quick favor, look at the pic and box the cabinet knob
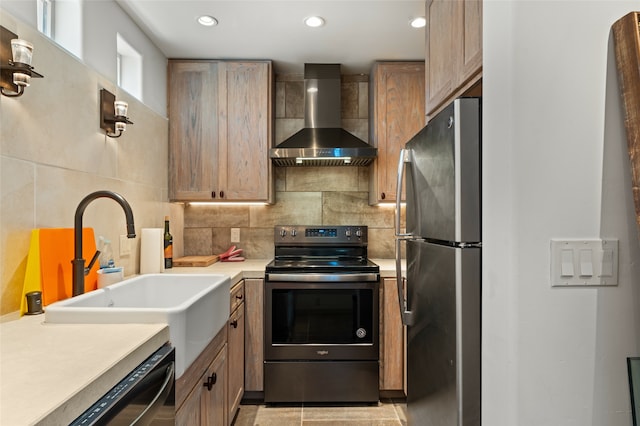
[203,373,217,391]
[219,191,224,198]
[212,191,216,199]
[230,319,238,328]
[235,294,243,300]
[381,192,386,200]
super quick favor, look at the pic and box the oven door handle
[266,273,379,282]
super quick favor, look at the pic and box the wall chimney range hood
[270,64,377,166]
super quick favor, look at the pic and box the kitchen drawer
[230,281,245,313]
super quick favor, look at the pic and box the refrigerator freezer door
[406,240,480,426]
[405,98,481,243]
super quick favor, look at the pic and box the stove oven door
[265,280,379,361]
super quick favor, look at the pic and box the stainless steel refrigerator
[394,97,481,425]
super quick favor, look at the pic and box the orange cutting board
[173,255,219,267]
[39,228,98,306]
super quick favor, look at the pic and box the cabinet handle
[219,191,224,198]
[230,319,238,328]
[212,191,216,199]
[381,192,386,200]
[235,294,243,300]
[203,373,217,391]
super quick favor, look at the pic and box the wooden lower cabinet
[176,329,228,426]
[228,282,245,424]
[379,278,405,393]
[244,278,264,393]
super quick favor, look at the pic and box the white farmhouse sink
[45,274,231,378]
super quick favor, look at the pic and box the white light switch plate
[119,235,131,257]
[550,239,618,287]
[230,228,240,243]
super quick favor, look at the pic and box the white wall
[1,0,167,116]
[483,1,640,425]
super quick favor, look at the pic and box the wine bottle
[164,216,173,269]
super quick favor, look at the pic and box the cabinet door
[176,377,202,426]
[218,62,273,201]
[425,0,483,120]
[380,278,405,392]
[244,278,264,392]
[425,0,457,115]
[227,302,245,423]
[169,61,220,200]
[457,0,483,87]
[202,344,228,426]
[370,62,425,204]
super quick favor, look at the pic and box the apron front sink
[45,273,231,378]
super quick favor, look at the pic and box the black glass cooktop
[265,258,379,274]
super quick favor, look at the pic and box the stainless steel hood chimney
[270,64,377,166]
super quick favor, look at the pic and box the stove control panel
[274,225,367,244]
[305,228,338,238]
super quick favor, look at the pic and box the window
[37,0,53,38]
[116,53,122,87]
[116,34,142,100]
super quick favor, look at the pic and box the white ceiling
[115,0,426,74]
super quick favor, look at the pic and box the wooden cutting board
[173,255,219,267]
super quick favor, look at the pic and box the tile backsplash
[184,73,397,259]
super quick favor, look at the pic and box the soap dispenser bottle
[99,237,115,269]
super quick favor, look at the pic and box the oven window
[271,288,374,344]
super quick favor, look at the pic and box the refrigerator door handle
[395,148,412,239]
[395,238,414,326]
[395,148,414,326]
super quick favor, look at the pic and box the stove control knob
[279,229,287,238]
[291,229,297,237]
[345,229,352,238]
[355,229,362,238]
[356,328,367,339]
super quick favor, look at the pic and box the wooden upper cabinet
[369,62,425,204]
[168,60,274,203]
[458,0,483,86]
[219,62,272,201]
[169,61,220,201]
[425,0,482,120]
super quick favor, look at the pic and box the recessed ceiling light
[410,16,426,28]
[198,15,218,27]
[304,16,325,28]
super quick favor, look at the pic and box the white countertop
[0,315,169,425]
[0,258,399,425]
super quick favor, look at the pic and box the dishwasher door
[70,345,175,426]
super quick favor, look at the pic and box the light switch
[579,249,593,277]
[561,249,574,277]
[551,239,618,287]
[601,249,614,277]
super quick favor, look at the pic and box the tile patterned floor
[232,399,407,426]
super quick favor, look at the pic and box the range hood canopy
[270,64,377,166]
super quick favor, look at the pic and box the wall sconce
[100,89,133,138]
[0,26,44,97]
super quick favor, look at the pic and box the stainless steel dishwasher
[70,345,175,425]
